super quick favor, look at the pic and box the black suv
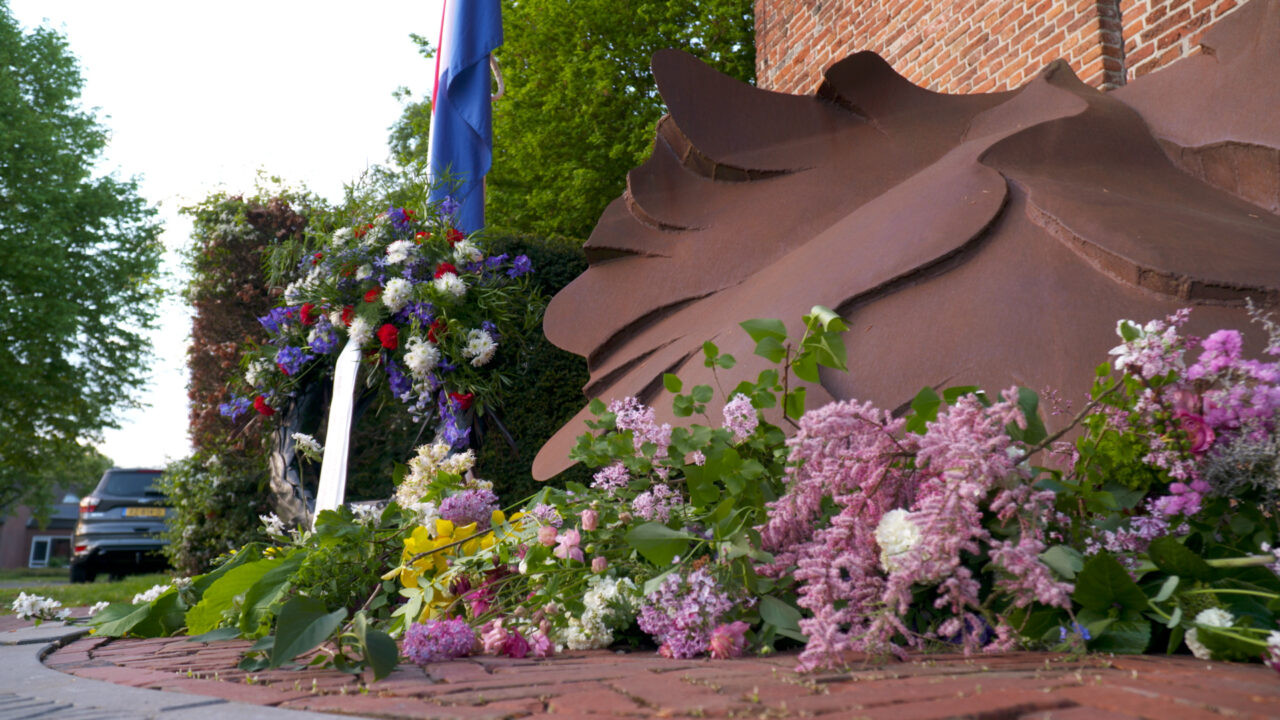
[69,468,171,583]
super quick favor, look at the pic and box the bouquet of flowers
[220,196,538,447]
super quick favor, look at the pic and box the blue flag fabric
[428,0,503,234]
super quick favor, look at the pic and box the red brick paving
[6,611,1279,719]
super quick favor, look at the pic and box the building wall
[755,0,1249,95]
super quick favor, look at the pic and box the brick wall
[755,0,1250,94]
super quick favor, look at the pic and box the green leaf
[793,354,819,383]
[804,306,846,332]
[715,354,736,369]
[784,388,807,420]
[1118,320,1141,342]
[683,465,720,508]
[1014,387,1048,445]
[753,336,787,364]
[270,597,347,668]
[624,523,696,566]
[740,318,787,343]
[759,595,804,636]
[1166,605,1182,629]
[691,385,714,403]
[1039,545,1084,580]
[1073,552,1149,611]
[662,373,682,393]
[905,387,941,434]
[941,386,981,404]
[1147,536,1213,581]
[1153,575,1180,603]
[92,603,156,638]
[1089,613,1151,654]
[187,557,284,636]
[187,627,242,643]
[353,613,399,680]
[702,341,719,361]
[239,552,306,636]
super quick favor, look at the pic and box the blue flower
[258,306,297,335]
[386,206,414,233]
[507,254,532,278]
[218,395,252,421]
[275,345,314,376]
[308,318,340,354]
[439,196,460,219]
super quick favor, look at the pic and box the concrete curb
[0,624,361,720]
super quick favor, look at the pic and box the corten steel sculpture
[532,0,1280,480]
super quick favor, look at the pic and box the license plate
[125,507,165,518]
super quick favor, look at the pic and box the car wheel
[69,563,95,584]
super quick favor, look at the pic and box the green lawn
[1,572,172,611]
[0,568,65,582]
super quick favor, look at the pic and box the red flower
[311,252,324,265]
[364,286,381,303]
[377,323,399,350]
[414,231,429,245]
[447,228,465,246]
[299,303,319,326]
[427,318,446,343]
[353,226,367,239]
[434,262,458,279]
[253,395,275,417]
[276,362,289,376]
[449,392,474,411]
[340,305,354,327]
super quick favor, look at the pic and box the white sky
[10,1,444,468]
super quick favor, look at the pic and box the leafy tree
[0,3,164,518]
[390,0,755,240]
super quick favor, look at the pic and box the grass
[0,572,173,611]
[0,568,66,582]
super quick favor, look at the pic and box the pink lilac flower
[591,462,630,497]
[721,393,758,443]
[609,397,672,460]
[404,618,476,664]
[632,483,682,523]
[553,529,584,562]
[637,567,735,659]
[440,489,499,530]
[530,503,563,528]
[708,621,749,659]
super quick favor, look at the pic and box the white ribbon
[313,337,360,526]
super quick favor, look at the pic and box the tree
[0,3,163,518]
[390,0,755,240]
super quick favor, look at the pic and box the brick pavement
[27,623,1280,720]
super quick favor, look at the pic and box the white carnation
[331,227,354,245]
[874,508,921,573]
[453,239,482,264]
[433,273,466,298]
[462,329,497,367]
[1185,607,1236,660]
[383,277,412,313]
[386,239,415,265]
[348,317,373,346]
[404,337,440,378]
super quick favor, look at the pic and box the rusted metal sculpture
[533,0,1280,479]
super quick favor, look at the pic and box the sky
[10,1,444,468]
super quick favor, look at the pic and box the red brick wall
[755,0,1250,94]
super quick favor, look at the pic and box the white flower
[11,592,65,622]
[260,512,287,537]
[283,279,304,303]
[331,227,354,245]
[382,277,412,313]
[245,359,273,388]
[291,433,324,460]
[433,273,466,298]
[453,239,482,264]
[351,503,381,526]
[386,239,415,265]
[172,576,193,590]
[348,317,373,346]
[462,329,497,367]
[356,264,373,280]
[328,309,345,327]
[874,508,921,573]
[132,584,172,605]
[1185,607,1236,660]
[88,601,109,616]
[404,337,440,378]
[403,500,439,527]
[441,449,476,476]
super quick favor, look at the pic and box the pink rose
[591,556,608,574]
[1175,410,1215,455]
[580,509,599,532]
[537,525,558,547]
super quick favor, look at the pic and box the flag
[427,0,503,234]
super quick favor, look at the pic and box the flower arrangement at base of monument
[93,303,1280,678]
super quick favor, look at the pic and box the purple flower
[404,619,475,664]
[385,357,413,400]
[274,345,314,376]
[637,567,734,659]
[218,395,252,421]
[308,317,340,354]
[591,462,630,497]
[386,206,414,232]
[440,489,499,530]
[632,483,682,523]
[258,306,297,335]
[530,503,563,528]
[507,254,532,278]
[438,196,460,219]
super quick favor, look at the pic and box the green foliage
[0,6,163,519]
[472,233,591,499]
[157,451,272,576]
[389,0,756,239]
